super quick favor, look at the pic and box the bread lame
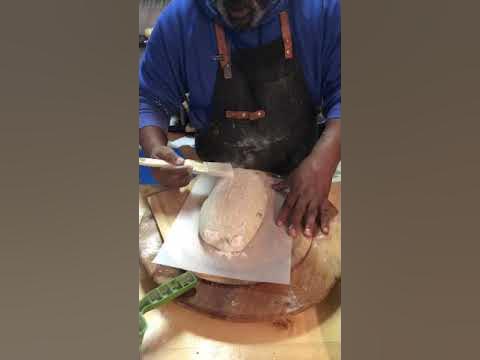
[139,157,234,178]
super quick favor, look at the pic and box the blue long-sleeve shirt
[139,0,341,131]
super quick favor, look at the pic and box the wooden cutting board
[139,179,341,322]
[139,143,341,321]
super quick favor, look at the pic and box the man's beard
[215,0,271,31]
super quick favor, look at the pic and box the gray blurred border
[343,1,480,358]
[0,1,139,359]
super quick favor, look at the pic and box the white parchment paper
[153,175,292,285]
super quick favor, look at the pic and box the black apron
[196,11,318,176]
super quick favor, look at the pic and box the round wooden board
[139,182,341,322]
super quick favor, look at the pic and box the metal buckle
[223,63,232,79]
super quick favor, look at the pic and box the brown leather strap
[214,12,293,77]
[279,11,293,59]
[225,110,266,121]
[214,23,232,79]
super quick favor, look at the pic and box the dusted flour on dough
[198,169,270,252]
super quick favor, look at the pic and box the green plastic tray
[139,272,198,346]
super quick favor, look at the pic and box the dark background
[0,0,479,359]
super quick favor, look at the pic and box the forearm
[139,126,169,157]
[308,120,341,178]
[138,7,186,157]
[139,98,171,156]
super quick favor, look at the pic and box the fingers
[153,165,191,178]
[149,145,195,188]
[304,202,319,238]
[176,172,192,188]
[319,217,329,235]
[288,197,308,238]
[152,166,193,188]
[276,191,298,228]
[160,173,192,189]
[153,146,184,166]
[319,201,336,235]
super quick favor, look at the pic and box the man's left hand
[273,156,333,238]
[273,120,341,238]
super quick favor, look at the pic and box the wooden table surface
[139,276,340,360]
[139,135,341,360]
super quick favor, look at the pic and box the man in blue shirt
[139,0,341,239]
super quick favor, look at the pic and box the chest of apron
[196,12,318,175]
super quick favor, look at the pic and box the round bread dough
[199,169,270,253]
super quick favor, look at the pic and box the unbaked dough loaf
[199,169,270,252]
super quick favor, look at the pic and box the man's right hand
[149,145,193,188]
[140,126,193,189]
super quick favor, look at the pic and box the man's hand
[274,120,340,238]
[149,145,193,189]
[273,157,332,238]
[140,126,193,189]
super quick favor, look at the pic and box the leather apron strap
[214,10,294,80]
[214,11,294,120]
